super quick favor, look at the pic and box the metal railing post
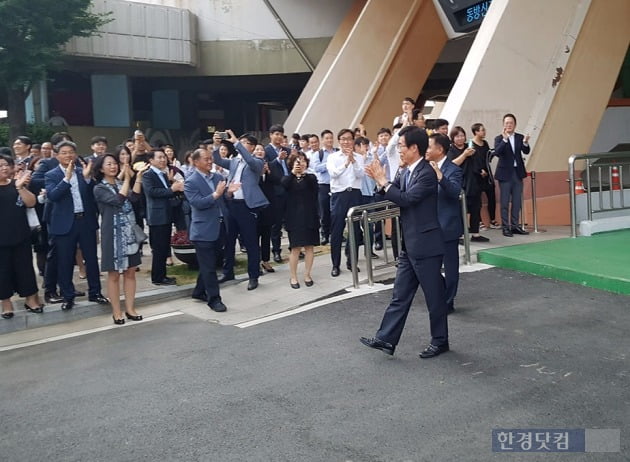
[363,210,374,287]
[568,155,578,237]
[346,213,360,289]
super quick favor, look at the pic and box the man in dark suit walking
[265,125,290,262]
[426,133,463,314]
[45,141,108,310]
[142,149,185,285]
[184,149,229,312]
[493,113,530,237]
[361,126,449,359]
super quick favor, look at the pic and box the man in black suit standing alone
[493,113,530,237]
[361,126,449,359]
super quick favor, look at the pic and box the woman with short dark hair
[0,155,44,318]
[282,152,319,288]
[93,154,148,324]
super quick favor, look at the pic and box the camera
[217,131,228,140]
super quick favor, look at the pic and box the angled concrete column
[285,0,447,136]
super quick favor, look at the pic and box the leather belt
[74,212,84,218]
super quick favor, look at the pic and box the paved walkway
[1,225,574,337]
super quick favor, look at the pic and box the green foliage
[0,0,111,90]
[0,122,56,146]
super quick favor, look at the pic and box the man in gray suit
[185,149,229,312]
[213,134,269,291]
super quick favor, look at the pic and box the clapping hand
[227,181,241,197]
[524,133,530,144]
[15,169,32,189]
[65,160,75,181]
[365,158,387,187]
[429,161,443,181]
[215,180,227,196]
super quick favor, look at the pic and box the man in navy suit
[427,133,463,314]
[213,134,269,291]
[361,126,450,359]
[45,141,108,310]
[265,124,290,262]
[493,113,530,237]
[142,149,185,285]
[184,149,229,312]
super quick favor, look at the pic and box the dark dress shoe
[125,312,143,321]
[218,274,235,284]
[153,277,177,286]
[511,226,529,235]
[290,280,300,289]
[273,252,282,263]
[374,242,383,251]
[261,262,275,273]
[74,290,86,297]
[304,279,314,287]
[470,235,490,242]
[370,252,379,259]
[24,304,44,314]
[247,279,258,291]
[44,292,64,304]
[320,238,329,246]
[88,294,110,305]
[113,316,125,325]
[2,311,14,319]
[419,343,450,359]
[192,293,208,302]
[331,267,340,277]
[209,300,227,312]
[346,262,360,272]
[502,229,513,237]
[61,300,75,311]
[360,336,395,356]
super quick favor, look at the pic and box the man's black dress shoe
[331,267,340,277]
[192,293,208,302]
[153,277,177,286]
[511,226,529,235]
[44,292,64,304]
[209,300,227,312]
[273,252,282,263]
[74,290,86,297]
[360,336,395,356]
[24,304,44,314]
[247,278,258,290]
[125,312,143,321]
[419,343,450,359]
[218,274,235,284]
[61,300,75,311]
[502,229,513,237]
[374,242,383,251]
[346,262,360,272]
[88,294,110,304]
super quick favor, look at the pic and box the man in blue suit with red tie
[494,113,530,237]
[184,148,229,312]
[361,126,449,359]
[45,141,108,311]
[426,133,463,314]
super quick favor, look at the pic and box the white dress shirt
[327,151,365,193]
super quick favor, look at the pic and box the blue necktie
[281,159,288,176]
[403,169,410,190]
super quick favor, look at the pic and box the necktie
[281,159,288,176]
[403,169,410,191]
[319,150,324,162]
[159,171,169,188]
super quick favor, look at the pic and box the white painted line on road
[0,311,184,352]
[236,284,394,328]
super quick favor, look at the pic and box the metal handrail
[346,191,472,288]
[568,151,630,237]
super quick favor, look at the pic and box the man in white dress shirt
[326,129,364,277]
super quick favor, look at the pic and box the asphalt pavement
[1,267,628,461]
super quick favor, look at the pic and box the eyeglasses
[339,137,354,142]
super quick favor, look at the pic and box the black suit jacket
[142,169,175,226]
[382,158,444,259]
[493,133,530,180]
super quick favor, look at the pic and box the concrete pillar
[284,0,448,137]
